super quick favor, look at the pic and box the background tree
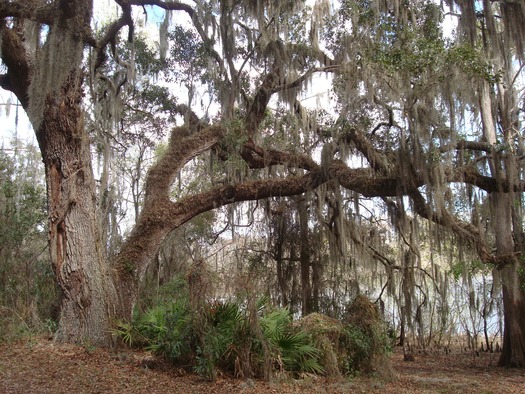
[0,140,55,340]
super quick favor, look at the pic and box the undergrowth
[113,279,390,380]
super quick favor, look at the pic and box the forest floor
[1,337,524,393]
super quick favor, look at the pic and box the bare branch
[90,2,133,70]
[331,160,402,197]
[117,169,325,277]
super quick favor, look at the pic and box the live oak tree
[1,0,524,367]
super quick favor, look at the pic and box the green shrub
[260,307,323,375]
[0,306,32,343]
[195,300,247,379]
[296,295,393,378]
[341,295,393,377]
[113,283,393,381]
[112,278,195,365]
[142,303,195,363]
[341,324,372,373]
[113,279,323,379]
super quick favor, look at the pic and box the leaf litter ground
[1,337,524,393]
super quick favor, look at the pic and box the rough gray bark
[0,1,119,346]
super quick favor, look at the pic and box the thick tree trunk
[24,0,118,345]
[0,0,119,347]
[36,76,117,346]
[479,56,525,366]
[499,262,525,367]
[493,192,525,367]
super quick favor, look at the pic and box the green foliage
[450,261,464,281]
[446,44,500,84]
[90,32,179,149]
[518,258,525,292]
[335,0,496,96]
[340,295,392,375]
[113,278,323,379]
[0,150,47,248]
[261,307,324,375]
[44,318,58,335]
[275,330,324,375]
[450,260,488,281]
[223,116,249,152]
[341,324,372,373]
[132,36,166,77]
[144,303,194,361]
[195,301,247,379]
[113,298,195,363]
[0,306,32,343]
[168,26,209,85]
[365,7,446,78]
[0,144,57,342]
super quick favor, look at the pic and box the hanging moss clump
[27,25,84,130]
